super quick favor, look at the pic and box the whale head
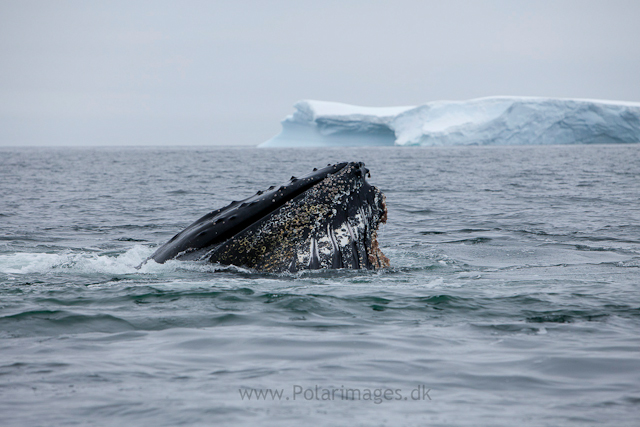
[150,161,389,273]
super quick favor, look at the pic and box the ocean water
[1,145,639,426]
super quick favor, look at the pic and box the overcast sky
[1,0,639,146]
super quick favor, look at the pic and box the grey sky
[1,0,639,146]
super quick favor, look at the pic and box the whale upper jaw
[150,161,389,273]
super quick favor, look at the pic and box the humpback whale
[150,162,389,272]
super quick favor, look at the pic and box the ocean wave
[0,246,155,275]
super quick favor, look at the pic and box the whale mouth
[150,161,389,272]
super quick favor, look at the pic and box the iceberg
[259,97,640,147]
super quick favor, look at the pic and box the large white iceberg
[259,97,640,147]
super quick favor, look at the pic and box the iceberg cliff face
[259,97,640,147]
[260,100,413,147]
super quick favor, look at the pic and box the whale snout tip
[347,161,371,179]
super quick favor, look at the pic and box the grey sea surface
[1,145,639,426]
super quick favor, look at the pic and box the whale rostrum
[150,162,389,273]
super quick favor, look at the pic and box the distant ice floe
[259,97,640,147]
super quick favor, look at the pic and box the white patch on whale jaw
[293,186,384,270]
